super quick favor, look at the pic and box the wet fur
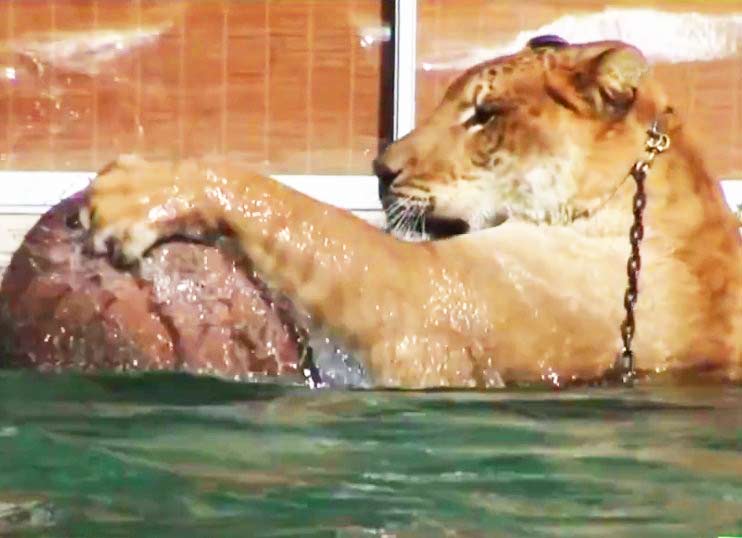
[86,41,742,388]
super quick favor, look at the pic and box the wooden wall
[0,0,386,174]
[0,1,739,179]
[417,0,742,179]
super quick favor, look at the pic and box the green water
[0,371,739,537]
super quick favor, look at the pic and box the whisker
[394,207,411,233]
[391,207,412,237]
[384,199,406,232]
[387,206,407,231]
[412,210,426,240]
[386,199,413,232]
[386,198,402,215]
[397,205,423,241]
[384,196,430,241]
[410,205,429,242]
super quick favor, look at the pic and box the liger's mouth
[422,216,470,239]
[383,194,509,240]
[383,202,471,240]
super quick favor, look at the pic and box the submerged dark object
[0,192,303,380]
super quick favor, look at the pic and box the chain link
[613,122,671,385]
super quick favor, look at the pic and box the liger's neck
[579,125,742,366]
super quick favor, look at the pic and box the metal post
[393,0,417,140]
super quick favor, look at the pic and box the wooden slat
[0,0,386,174]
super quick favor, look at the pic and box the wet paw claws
[77,207,91,230]
[82,156,207,268]
[85,221,160,267]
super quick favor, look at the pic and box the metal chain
[612,121,671,385]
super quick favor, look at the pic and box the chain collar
[609,120,671,385]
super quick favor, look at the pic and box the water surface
[0,371,740,537]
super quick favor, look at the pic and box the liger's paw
[83,155,206,266]
[82,206,161,267]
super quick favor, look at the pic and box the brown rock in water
[0,192,304,381]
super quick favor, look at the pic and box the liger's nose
[373,159,401,201]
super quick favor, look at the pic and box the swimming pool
[0,371,739,537]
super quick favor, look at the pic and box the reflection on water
[0,371,739,537]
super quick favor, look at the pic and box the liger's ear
[543,43,649,118]
[581,46,649,117]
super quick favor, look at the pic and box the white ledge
[0,171,740,215]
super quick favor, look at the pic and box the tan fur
[86,41,742,388]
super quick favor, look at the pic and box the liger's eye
[473,104,499,124]
[465,100,509,128]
